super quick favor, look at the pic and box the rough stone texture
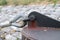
[0,26,23,40]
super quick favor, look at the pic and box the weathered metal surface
[22,28,60,40]
[21,11,60,40]
[28,11,60,28]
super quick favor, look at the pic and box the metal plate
[28,11,60,28]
